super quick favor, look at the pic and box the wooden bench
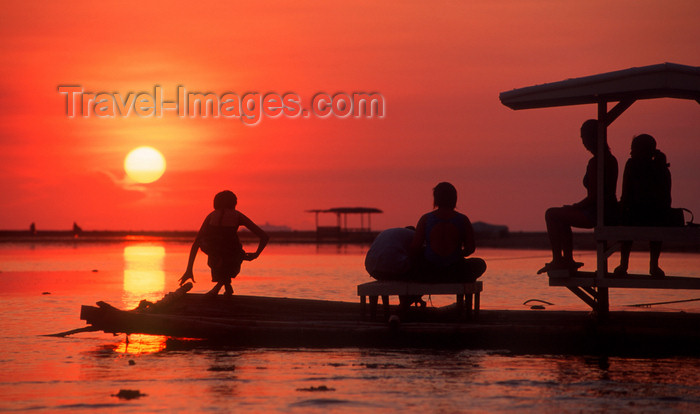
[357,280,483,321]
[546,225,700,313]
[548,271,700,311]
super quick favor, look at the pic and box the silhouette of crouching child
[180,190,269,296]
[614,134,672,278]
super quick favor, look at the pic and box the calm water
[1,240,700,412]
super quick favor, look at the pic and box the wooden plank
[404,282,482,295]
[357,281,482,296]
[549,272,700,289]
[596,226,700,244]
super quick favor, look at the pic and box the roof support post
[596,100,607,235]
[593,99,634,314]
[596,101,610,315]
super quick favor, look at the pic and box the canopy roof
[500,62,700,110]
[306,207,383,214]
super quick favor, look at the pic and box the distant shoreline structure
[0,229,697,253]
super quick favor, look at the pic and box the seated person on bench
[409,182,486,283]
[614,134,672,278]
[540,119,619,274]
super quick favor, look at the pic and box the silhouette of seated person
[410,182,487,284]
[179,190,269,296]
[540,119,619,274]
[614,134,671,278]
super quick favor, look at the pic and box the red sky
[1,1,698,232]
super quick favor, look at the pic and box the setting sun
[124,146,166,183]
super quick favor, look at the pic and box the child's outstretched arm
[239,212,269,260]
[179,217,208,286]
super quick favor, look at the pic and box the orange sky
[1,1,699,232]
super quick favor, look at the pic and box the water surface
[1,241,699,412]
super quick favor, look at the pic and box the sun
[124,146,166,183]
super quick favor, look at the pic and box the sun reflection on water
[115,334,168,354]
[123,244,166,308]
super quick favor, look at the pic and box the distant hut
[307,207,383,241]
[472,221,509,238]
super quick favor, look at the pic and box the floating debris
[128,360,136,366]
[627,297,700,308]
[112,389,147,400]
[42,292,51,295]
[524,299,554,309]
[207,365,236,372]
[297,385,335,392]
[327,363,346,367]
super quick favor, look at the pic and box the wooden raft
[357,280,482,321]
